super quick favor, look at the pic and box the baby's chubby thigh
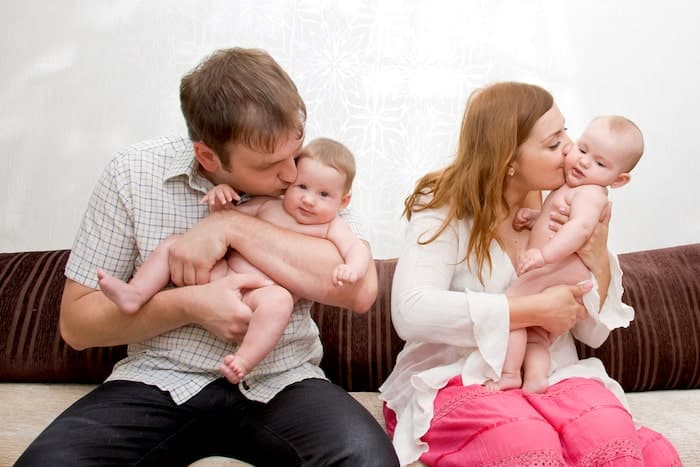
[507,255,590,297]
[217,251,273,283]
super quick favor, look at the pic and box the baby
[98,137,371,383]
[487,115,644,393]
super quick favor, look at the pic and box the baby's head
[283,138,356,225]
[564,115,644,189]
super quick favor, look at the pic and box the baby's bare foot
[484,372,522,392]
[97,269,144,314]
[221,354,251,385]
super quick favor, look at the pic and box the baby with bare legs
[486,115,644,393]
[98,137,370,383]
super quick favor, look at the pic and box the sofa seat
[2,383,699,466]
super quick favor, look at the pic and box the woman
[379,82,680,466]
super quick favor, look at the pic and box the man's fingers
[183,264,197,286]
[169,259,184,287]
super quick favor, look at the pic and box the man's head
[283,138,356,225]
[180,47,306,195]
[564,115,644,189]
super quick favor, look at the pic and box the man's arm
[60,273,268,350]
[169,209,378,313]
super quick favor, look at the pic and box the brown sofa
[1,244,700,465]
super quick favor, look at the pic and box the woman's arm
[390,207,587,346]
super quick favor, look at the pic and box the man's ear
[193,141,222,173]
[339,192,352,210]
[610,172,631,189]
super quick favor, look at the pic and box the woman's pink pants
[384,377,680,466]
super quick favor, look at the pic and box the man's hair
[298,138,356,193]
[180,47,306,167]
[592,115,645,172]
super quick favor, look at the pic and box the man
[17,47,398,467]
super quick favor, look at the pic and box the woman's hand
[535,281,593,337]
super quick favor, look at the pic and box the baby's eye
[320,191,329,197]
[299,184,307,190]
[579,147,587,154]
[596,161,605,167]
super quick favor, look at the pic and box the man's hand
[186,272,272,343]
[169,212,232,286]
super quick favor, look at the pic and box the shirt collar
[163,142,213,194]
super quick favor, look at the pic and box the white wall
[2,0,699,258]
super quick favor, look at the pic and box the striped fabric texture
[1,244,699,392]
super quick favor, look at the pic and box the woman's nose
[562,141,573,157]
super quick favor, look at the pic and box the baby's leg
[221,284,294,384]
[522,328,551,394]
[97,235,178,313]
[484,328,525,391]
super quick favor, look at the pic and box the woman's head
[405,82,560,281]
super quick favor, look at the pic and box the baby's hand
[333,264,360,287]
[513,208,539,231]
[517,248,545,275]
[200,184,240,212]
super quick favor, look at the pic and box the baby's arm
[513,207,540,231]
[519,186,608,274]
[326,217,372,286]
[200,185,273,217]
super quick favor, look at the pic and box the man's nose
[279,159,297,184]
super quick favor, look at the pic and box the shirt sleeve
[572,250,635,348]
[390,207,510,356]
[65,155,138,288]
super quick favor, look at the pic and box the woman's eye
[549,141,561,150]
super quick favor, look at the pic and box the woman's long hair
[404,82,553,283]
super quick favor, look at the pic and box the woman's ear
[610,173,631,189]
[193,141,222,173]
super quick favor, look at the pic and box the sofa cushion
[577,244,700,391]
[0,250,126,382]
